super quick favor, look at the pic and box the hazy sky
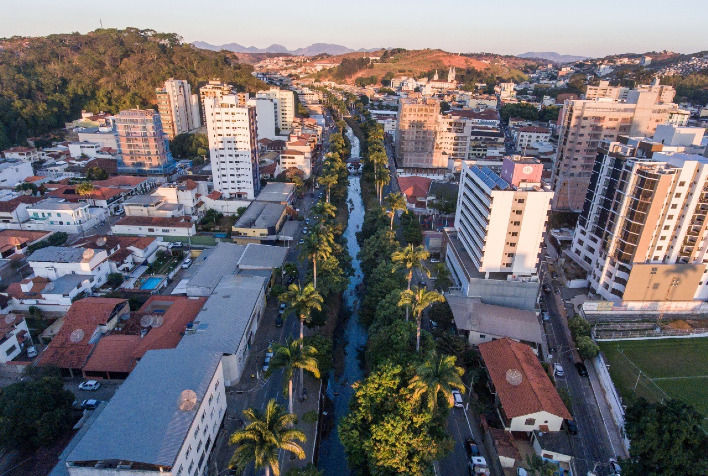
[1,0,706,57]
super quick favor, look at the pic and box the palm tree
[432,262,453,292]
[384,192,408,230]
[279,283,323,342]
[229,399,306,476]
[409,353,466,411]
[312,200,337,220]
[317,174,338,203]
[398,286,445,352]
[391,244,430,321]
[374,167,390,204]
[266,338,320,414]
[300,226,333,289]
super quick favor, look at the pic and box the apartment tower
[395,96,448,171]
[155,79,200,140]
[205,95,260,199]
[256,87,295,134]
[198,79,234,124]
[551,80,681,211]
[115,109,173,172]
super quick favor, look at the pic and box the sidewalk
[586,361,629,459]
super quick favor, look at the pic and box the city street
[541,263,626,476]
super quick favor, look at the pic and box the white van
[452,390,463,408]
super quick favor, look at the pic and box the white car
[78,380,101,391]
[554,364,565,377]
[26,346,37,358]
[181,258,193,269]
[452,390,463,408]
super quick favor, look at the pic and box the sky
[1,0,706,58]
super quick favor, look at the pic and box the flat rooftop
[255,182,295,203]
[233,201,286,230]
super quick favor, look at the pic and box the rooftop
[256,182,295,203]
[233,201,286,230]
[66,348,223,468]
[446,294,543,344]
[478,338,571,420]
[114,216,194,229]
[28,198,87,211]
[238,243,288,269]
[28,246,97,264]
[123,195,163,206]
[186,243,246,294]
[0,195,44,213]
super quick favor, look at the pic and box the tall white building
[256,87,295,135]
[246,97,277,140]
[156,79,201,140]
[445,157,553,310]
[205,95,260,199]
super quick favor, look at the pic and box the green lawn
[599,338,708,424]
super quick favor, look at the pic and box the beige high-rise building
[115,109,172,172]
[551,80,680,211]
[256,87,294,134]
[198,80,234,124]
[394,96,448,170]
[155,79,200,140]
[569,128,708,302]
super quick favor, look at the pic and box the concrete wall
[509,411,564,433]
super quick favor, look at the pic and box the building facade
[156,79,201,140]
[256,87,295,134]
[569,134,708,302]
[115,109,174,173]
[205,95,260,199]
[395,97,448,170]
[198,79,233,125]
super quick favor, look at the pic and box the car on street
[565,419,578,435]
[575,362,589,377]
[469,456,490,475]
[173,241,183,248]
[78,380,101,391]
[452,390,463,408]
[275,316,283,327]
[554,364,565,377]
[81,399,101,410]
[305,219,310,225]
[608,458,622,474]
[299,239,304,244]
[464,438,480,457]
[181,258,193,269]
[542,283,551,293]
[279,303,286,314]
[263,355,271,372]
[542,311,551,321]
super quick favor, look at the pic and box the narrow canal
[317,126,367,475]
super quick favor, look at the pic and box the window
[201,411,206,423]
[525,418,536,426]
[176,465,183,476]
[185,444,192,459]
[479,334,486,339]
[5,344,17,356]
[188,461,194,474]
[196,440,202,453]
[194,426,199,439]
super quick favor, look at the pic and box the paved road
[541,263,621,476]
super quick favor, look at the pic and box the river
[317,126,367,474]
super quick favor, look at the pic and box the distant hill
[192,41,380,56]
[518,52,590,63]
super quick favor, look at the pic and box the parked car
[275,316,283,327]
[181,258,193,269]
[542,311,551,322]
[575,362,589,377]
[554,364,565,377]
[263,355,271,373]
[469,456,490,475]
[565,419,578,435]
[608,458,622,474]
[299,239,304,245]
[464,438,480,457]
[542,283,551,293]
[78,380,101,391]
[279,303,286,315]
[173,241,183,247]
[305,219,310,225]
[452,390,463,408]
[81,399,101,410]
[26,346,37,358]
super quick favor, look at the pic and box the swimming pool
[140,277,163,290]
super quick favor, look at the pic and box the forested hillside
[0,28,266,149]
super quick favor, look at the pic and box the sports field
[598,338,708,427]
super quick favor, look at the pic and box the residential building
[279,149,311,178]
[153,180,200,215]
[111,216,196,237]
[205,95,260,199]
[446,158,552,310]
[398,175,433,211]
[0,160,34,188]
[232,202,288,244]
[256,87,295,134]
[479,338,572,432]
[27,246,111,283]
[77,127,119,150]
[38,298,130,377]
[115,109,174,174]
[569,131,708,302]
[71,235,162,275]
[514,126,551,151]
[0,314,31,363]
[68,142,102,159]
[25,199,105,234]
[0,230,50,258]
[247,97,278,140]
[584,81,629,101]
[446,294,544,354]
[198,79,234,124]
[156,79,201,139]
[0,196,44,224]
[551,81,681,210]
[2,146,39,162]
[395,96,448,170]
[122,195,184,217]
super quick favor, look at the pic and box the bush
[302,410,319,424]
[106,273,124,288]
[577,335,600,360]
[569,315,592,339]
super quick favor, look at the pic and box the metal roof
[238,243,288,269]
[471,166,510,191]
[28,246,91,263]
[185,243,246,296]
[66,348,222,467]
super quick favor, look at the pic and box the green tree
[384,192,408,231]
[526,454,558,476]
[398,286,446,352]
[576,335,600,360]
[266,338,320,414]
[317,173,338,203]
[409,354,465,412]
[280,283,323,342]
[0,377,74,449]
[432,263,453,292]
[285,464,323,476]
[311,200,337,220]
[622,398,707,475]
[300,226,333,289]
[569,315,592,339]
[229,399,306,476]
[106,272,124,288]
[391,244,430,321]
[85,166,109,180]
[75,181,95,196]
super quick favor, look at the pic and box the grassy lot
[598,338,708,425]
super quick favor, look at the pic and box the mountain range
[191,41,380,56]
[517,51,591,63]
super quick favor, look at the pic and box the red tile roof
[38,298,129,371]
[207,191,222,200]
[6,277,50,299]
[281,149,306,156]
[397,176,432,205]
[0,196,44,213]
[82,334,141,374]
[478,338,571,420]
